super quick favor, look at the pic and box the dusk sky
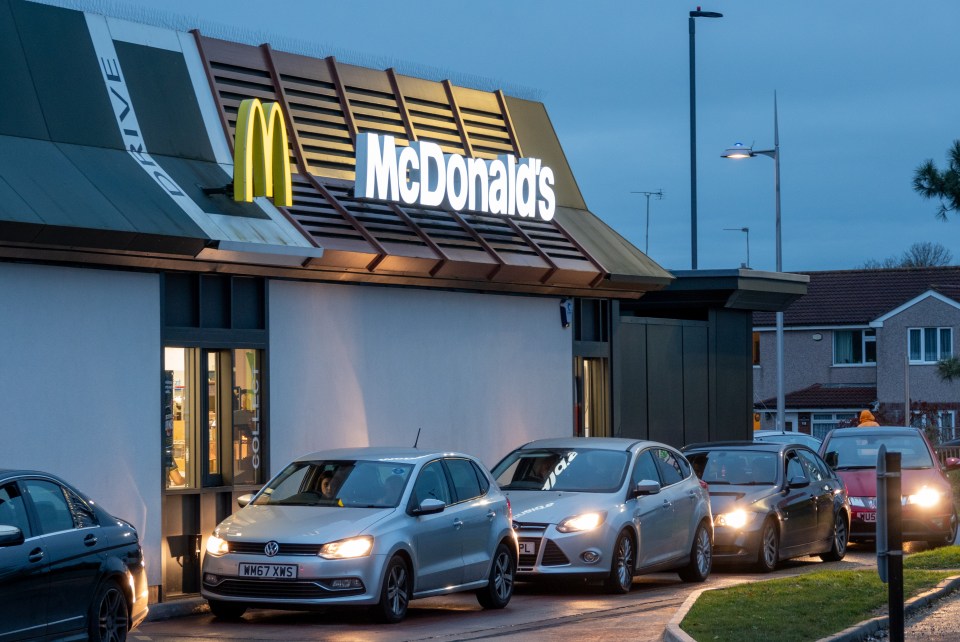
[71,0,960,273]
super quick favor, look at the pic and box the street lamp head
[690,8,723,18]
[721,142,754,159]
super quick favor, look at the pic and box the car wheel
[755,518,779,573]
[375,556,411,623]
[678,520,712,583]
[819,511,849,562]
[88,580,129,642]
[208,599,247,620]
[476,542,515,609]
[603,530,635,594]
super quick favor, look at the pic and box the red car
[820,427,960,545]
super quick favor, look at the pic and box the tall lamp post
[721,93,784,431]
[631,189,664,254]
[723,227,750,267]
[689,7,723,269]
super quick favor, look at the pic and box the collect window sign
[355,133,557,222]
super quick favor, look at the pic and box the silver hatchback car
[201,448,517,622]
[492,438,713,592]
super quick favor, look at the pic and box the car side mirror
[237,493,254,508]
[631,479,661,498]
[0,525,24,547]
[944,457,960,471]
[824,452,838,469]
[412,498,445,516]
[787,476,810,489]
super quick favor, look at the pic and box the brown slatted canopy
[193,32,672,296]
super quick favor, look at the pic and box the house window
[811,412,858,440]
[833,329,876,365]
[752,332,760,366]
[908,327,953,364]
[912,409,957,442]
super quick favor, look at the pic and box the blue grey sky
[106,0,960,272]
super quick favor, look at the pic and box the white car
[201,448,517,622]
[492,437,713,593]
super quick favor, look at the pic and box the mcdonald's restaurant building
[0,0,805,601]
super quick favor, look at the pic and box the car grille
[540,540,570,566]
[228,542,321,556]
[518,537,540,568]
[513,521,548,533]
[204,578,362,599]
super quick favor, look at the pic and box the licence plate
[519,541,537,556]
[861,511,877,523]
[239,563,298,579]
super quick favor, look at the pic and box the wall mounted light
[560,298,573,329]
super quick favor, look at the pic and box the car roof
[517,437,648,451]
[754,430,819,438]
[827,426,921,438]
[294,447,475,464]
[682,440,789,453]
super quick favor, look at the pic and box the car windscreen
[253,460,414,508]
[824,434,933,470]
[686,450,779,486]
[492,449,628,492]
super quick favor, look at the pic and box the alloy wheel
[761,523,778,569]
[695,525,712,576]
[493,549,513,601]
[834,513,848,556]
[386,563,409,617]
[615,534,634,590]
[96,587,128,642]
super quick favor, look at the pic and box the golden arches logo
[233,98,293,207]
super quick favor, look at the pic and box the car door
[21,479,105,638]
[443,458,495,584]
[0,481,48,642]
[629,448,668,568]
[409,460,462,592]
[777,450,818,552]
[654,448,696,561]
[798,449,836,543]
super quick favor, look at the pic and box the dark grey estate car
[0,470,148,641]
[682,442,851,571]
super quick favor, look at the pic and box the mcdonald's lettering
[233,98,293,207]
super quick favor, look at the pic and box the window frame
[832,328,877,366]
[908,326,953,364]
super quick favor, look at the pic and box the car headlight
[319,536,374,559]
[906,487,941,508]
[849,497,877,509]
[714,509,757,529]
[557,512,606,533]
[205,535,229,557]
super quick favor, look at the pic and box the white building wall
[0,263,161,584]
[269,281,572,469]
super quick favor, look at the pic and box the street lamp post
[689,7,723,270]
[723,227,750,267]
[721,93,784,431]
[631,189,664,254]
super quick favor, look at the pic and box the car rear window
[824,434,933,469]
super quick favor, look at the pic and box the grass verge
[680,546,960,642]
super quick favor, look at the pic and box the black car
[0,470,148,641]
[682,442,851,572]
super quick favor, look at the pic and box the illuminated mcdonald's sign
[233,98,293,207]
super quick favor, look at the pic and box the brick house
[753,267,960,440]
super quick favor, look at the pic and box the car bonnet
[504,490,614,525]
[214,504,397,543]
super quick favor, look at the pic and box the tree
[937,356,960,381]
[914,140,960,220]
[860,241,952,269]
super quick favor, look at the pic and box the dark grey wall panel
[712,309,752,441]
[682,325,709,446]
[647,323,684,446]
[617,322,648,440]
[0,173,41,224]
[10,0,122,149]
[0,0,49,140]
[115,41,216,163]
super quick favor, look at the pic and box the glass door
[574,357,610,438]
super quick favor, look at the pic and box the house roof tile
[757,384,877,411]
[754,267,960,327]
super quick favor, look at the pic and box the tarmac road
[134,545,880,642]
